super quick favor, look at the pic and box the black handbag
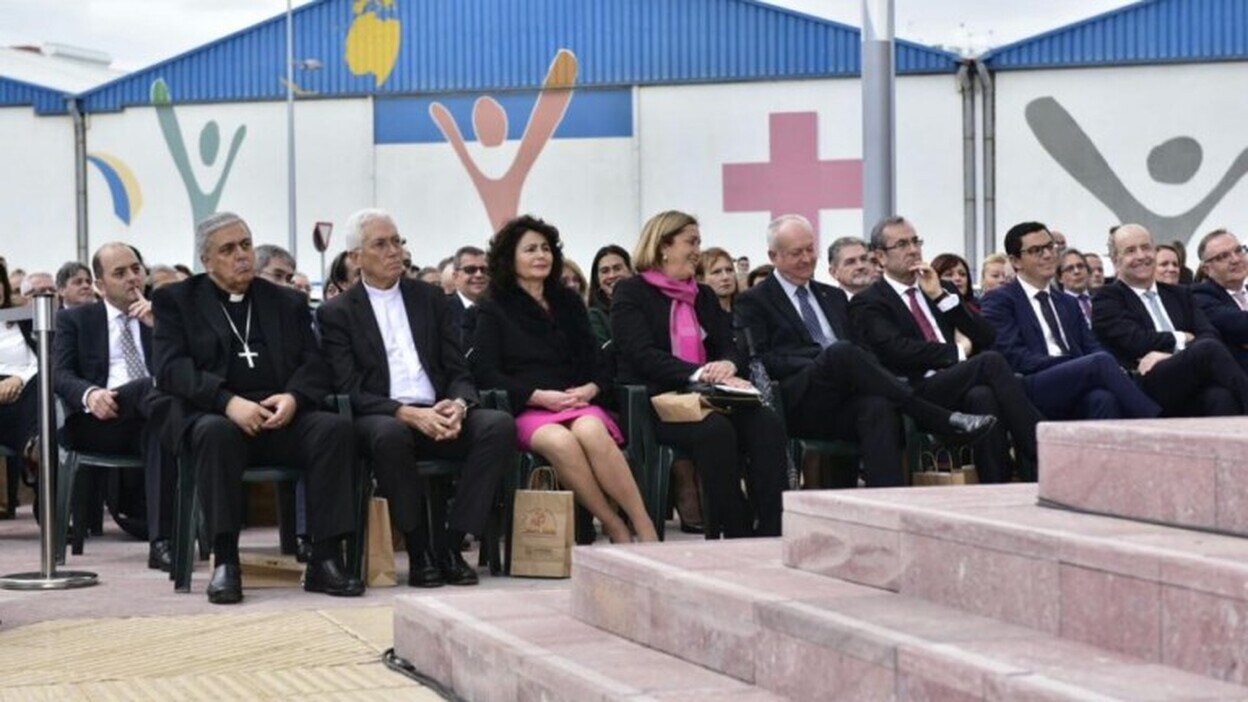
[686,382,763,411]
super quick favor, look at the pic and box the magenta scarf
[641,270,707,366]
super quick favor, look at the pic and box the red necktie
[906,288,939,343]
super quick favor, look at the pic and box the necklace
[219,301,259,369]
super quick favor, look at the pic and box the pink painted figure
[429,50,579,232]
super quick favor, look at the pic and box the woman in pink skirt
[471,215,658,543]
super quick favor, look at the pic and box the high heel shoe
[675,492,704,534]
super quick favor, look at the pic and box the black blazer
[1191,280,1248,368]
[53,301,153,413]
[151,275,330,450]
[471,285,609,407]
[848,278,996,383]
[1091,280,1220,369]
[445,292,480,349]
[734,274,853,407]
[317,278,478,418]
[610,275,744,395]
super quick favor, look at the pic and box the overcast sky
[0,0,1138,72]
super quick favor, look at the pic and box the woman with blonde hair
[698,246,738,314]
[611,211,787,538]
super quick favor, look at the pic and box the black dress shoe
[408,551,444,588]
[304,558,365,597]
[148,539,172,572]
[946,412,998,444]
[207,564,243,605]
[294,535,313,564]
[441,548,479,586]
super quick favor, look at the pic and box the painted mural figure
[1026,96,1248,244]
[151,78,248,231]
[345,0,401,87]
[428,49,578,233]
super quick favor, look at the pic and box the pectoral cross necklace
[219,301,258,369]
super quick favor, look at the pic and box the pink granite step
[572,539,1248,701]
[1038,417,1248,534]
[784,483,1248,686]
[392,588,784,701]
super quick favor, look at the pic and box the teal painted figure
[152,78,247,241]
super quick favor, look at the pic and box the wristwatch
[452,397,470,417]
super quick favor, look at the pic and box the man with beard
[54,243,175,570]
[827,236,876,299]
[1092,223,1248,416]
[152,212,363,604]
[848,216,1043,483]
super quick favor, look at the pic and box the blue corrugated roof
[0,76,70,114]
[984,0,1248,69]
[79,0,959,113]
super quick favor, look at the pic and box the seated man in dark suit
[736,215,995,487]
[445,245,488,348]
[1057,248,1094,327]
[53,242,177,570]
[1092,223,1248,416]
[318,209,514,588]
[153,212,363,604]
[981,222,1160,421]
[1191,228,1248,372]
[849,216,1043,483]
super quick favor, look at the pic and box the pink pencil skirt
[514,405,625,452]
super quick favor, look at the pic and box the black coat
[53,301,154,413]
[847,278,996,382]
[610,275,743,395]
[1092,280,1220,369]
[1191,279,1248,370]
[734,274,854,409]
[151,274,329,449]
[471,285,608,407]
[317,277,478,417]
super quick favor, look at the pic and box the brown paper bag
[510,466,574,578]
[650,392,716,423]
[365,496,397,587]
[913,447,978,486]
[954,446,980,484]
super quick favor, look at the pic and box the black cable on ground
[381,648,466,702]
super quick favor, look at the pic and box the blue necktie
[1143,290,1175,332]
[795,286,831,348]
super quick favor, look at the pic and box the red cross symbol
[722,112,863,247]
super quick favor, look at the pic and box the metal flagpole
[0,294,98,590]
[861,0,897,235]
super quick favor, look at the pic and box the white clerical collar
[227,293,244,303]
[363,279,402,300]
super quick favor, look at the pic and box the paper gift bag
[650,392,715,423]
[510,466,574,578]
[365,496,397,587]
[913,447,978,486]
[954,446,980,485]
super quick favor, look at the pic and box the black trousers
[788,341,932,487]
[60,378,174,542]
[355,409,514,546]
[1142,338,1248,416]
[187,409,356,542]
[916,351,1042,483]
[0,374,38,455]
[655,404,787,538]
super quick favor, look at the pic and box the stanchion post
[0,293,98,590]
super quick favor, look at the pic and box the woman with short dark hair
[472,215,657,543]
[587,245,632,347]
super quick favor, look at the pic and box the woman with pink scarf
[611,211,787,538]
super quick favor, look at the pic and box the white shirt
[883,273,967,366]
[0,322,37,383]
[104,300,148,390]
[364,280,437,405]
[456,290,476,309]
[1127,283,1186,351]
[773,271,834,342]
[1018,278,1068,357]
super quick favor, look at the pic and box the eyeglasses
[1020,242,1057,257]
[458,265,487,275]
[1060,262,1087,273]
[881,236,923,252]
[1203,245,1248,266]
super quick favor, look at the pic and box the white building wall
[0,107,77,273]
[995,61,1248,267]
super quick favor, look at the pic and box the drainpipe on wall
[70,97,89,264]
[956,61,977,271]
[975,60,996,256]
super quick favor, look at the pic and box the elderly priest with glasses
[152,212,364,604]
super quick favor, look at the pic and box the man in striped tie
[53,242,175,571]
[1092,224,1248,416]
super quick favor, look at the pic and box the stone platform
[1038,417,1248,535]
